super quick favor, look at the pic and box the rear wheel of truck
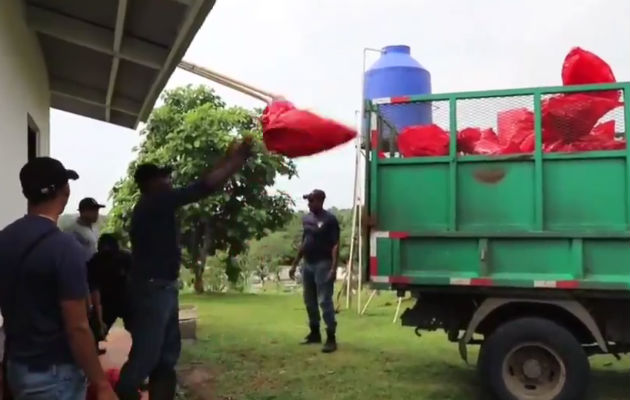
[478,317,590,400]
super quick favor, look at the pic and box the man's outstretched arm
[170,137,254,207]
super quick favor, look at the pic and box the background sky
[50,0,630,212]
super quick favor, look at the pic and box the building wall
[0,0,50,228]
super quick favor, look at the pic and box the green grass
[180,292,629,400]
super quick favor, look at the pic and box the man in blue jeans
[0,157,116,400]
[115,138,253,400]
[290,189,340,353]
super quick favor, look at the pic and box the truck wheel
[478,317,589,400]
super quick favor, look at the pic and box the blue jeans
[116,280,180,396]
[302,260,337,331]
[7,362,86,400]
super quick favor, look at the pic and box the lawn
[179,291,629,400]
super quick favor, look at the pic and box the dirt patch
[178,364,220,400]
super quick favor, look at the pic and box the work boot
[300,325,322,345]
[322,329,337,353]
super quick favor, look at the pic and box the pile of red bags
[397,47,626,157]
[261,101,356,158]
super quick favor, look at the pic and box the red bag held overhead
[261,101,356,158]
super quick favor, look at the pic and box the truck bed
[366,83,630,292]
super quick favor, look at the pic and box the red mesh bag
[457,128,502,155]
[261,101,356,158]
[457,128,482,154]
[562,47,619,100]
[574,121,625,151]
[541,94,621,143]
[497,109,535,154]
[474,129,504,155]
[398,124,449,157]
[543,121,625,153]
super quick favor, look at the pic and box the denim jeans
[302,260,337,331]
[116,280,180,397]
[7,362,86,400]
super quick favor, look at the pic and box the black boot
[149,367,177,400]
[300,325,322,345]
[322,329,337,353]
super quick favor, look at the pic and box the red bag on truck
[541,94,621,143]
[457,128,503,155]
[543,121,626,152]
[562,47,619,100]
[398,124,449,157]
[457,128,482,154]
[261,101,356,158]
[497,109,535,154]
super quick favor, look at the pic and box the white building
[0,0,217,228]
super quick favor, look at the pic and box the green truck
[364,82,630,400]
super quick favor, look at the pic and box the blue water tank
[365,45,432,137]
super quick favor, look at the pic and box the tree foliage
[239,209,357,283]
[107,85,296,292]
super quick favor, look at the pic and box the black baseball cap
[79,197,105,211]
[134,163,173,186]
[303,189,326,201]
[19,157,79,200]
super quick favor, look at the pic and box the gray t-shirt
[63,218,99,258]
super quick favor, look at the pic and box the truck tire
[478,317,590,400]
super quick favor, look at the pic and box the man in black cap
[289,189,340,353]
[0,157,116,400]
[115,138,254,400]
[63,197,106,259]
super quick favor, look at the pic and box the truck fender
[458,297,608,364]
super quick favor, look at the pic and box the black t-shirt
[130,181,211,281]
[0,215,88,367]
[301,211,340,263]
[88,249,132,306]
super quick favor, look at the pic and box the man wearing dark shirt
[0,157,115,400]
[290,189,340,353]
[115,138,253,400]
[88,234,132,340]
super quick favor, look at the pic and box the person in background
[115,137,254,400]
[88,234,133,353]
[63,197,105,259]
[63,197,106,356]
[0,157,116,400]
[289,189,340,353]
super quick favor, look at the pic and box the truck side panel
[366,83,630,292]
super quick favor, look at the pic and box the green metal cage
[365,83,630,291]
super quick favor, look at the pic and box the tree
[244,231,289,284]
[107,85,296,292]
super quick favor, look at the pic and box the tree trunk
[193,267,204,294]
[192,221,212,294]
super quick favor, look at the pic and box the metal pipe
[357,47,383,314]
[178,60,273,103]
